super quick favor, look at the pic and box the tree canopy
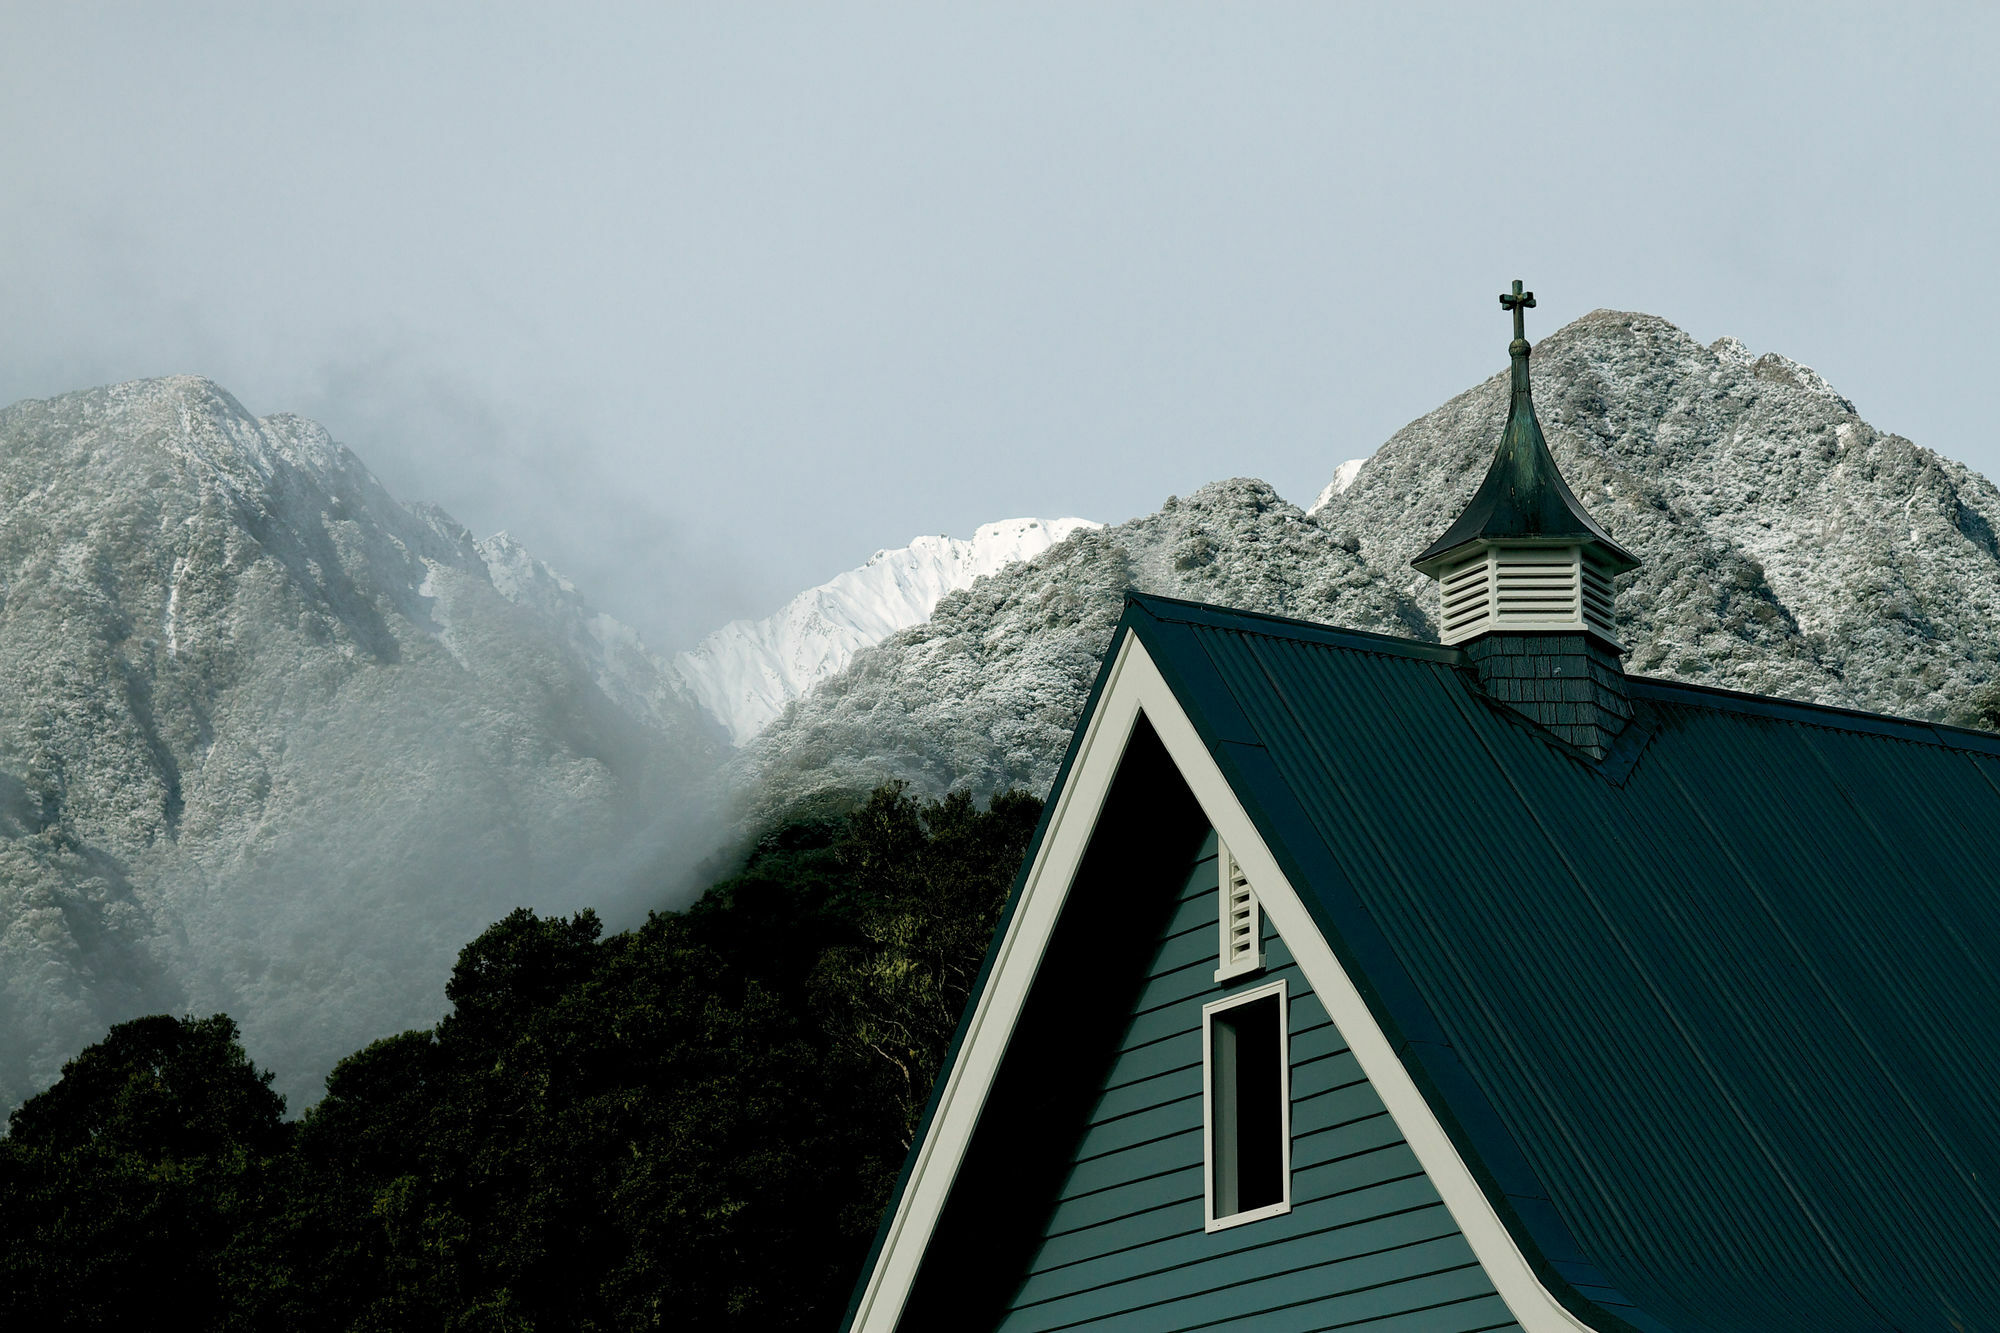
[0,783,1040,1331]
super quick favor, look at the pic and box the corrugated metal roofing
[1124,592,2000,1333]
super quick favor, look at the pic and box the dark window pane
[1211,993,1284,1217]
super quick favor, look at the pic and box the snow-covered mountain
[742,311,2000,823]
[0,377,724,1110]
[676,517,1098,744]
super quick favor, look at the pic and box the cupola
[1413,282,1642,758]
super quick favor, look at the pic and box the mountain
[740,480,1418,821]
[676,517,1098,744]
[0,377,723,1109]
[1320,311,2000,716]
[743,311,2000,822]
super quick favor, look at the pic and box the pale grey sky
[3,3,1995,649]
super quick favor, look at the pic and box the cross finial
[1499,278,1536,345]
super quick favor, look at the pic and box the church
[838,285,2000,1333]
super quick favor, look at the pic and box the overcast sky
[3,4,1995,650]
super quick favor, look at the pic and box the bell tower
[1412,282,1641,759]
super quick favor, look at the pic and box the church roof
[1113,591,2000,1332]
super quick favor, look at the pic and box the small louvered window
[1214,841,1264,982]
[1439,552,1492,642]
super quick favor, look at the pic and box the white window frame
[1213,840,1265,983]
[1202,976,1292,1232]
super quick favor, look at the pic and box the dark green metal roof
[1412,308,1639,576]
[1121,592,2000,1333]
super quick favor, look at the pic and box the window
[1203,979,1291,1230]
[1213,841,1264,982]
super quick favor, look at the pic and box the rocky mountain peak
[1315,308,2000,719]
[0,378,722,1110]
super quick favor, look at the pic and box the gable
[992,831,1520,1333]
[842,627,1593,1333]
[890,715,1210,1327]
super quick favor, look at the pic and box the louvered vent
[1435,544,1622,646]
[1439,554,1492,643]
[1582,559,1617,642]
[1215,842,1263,982]
[1493,549,1579,624]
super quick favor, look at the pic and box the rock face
[746,311,2000,820]
[0,377,722,1109]
[676,517,1099,745]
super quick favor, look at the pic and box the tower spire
[1413,280,1637,580]
[1412,282,1642,759]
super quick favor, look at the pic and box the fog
[3,4,1996,655]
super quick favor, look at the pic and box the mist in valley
[0,377,734,1110]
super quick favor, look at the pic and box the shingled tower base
[1464,633,1633,759]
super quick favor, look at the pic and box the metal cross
[1499,279,1536,341]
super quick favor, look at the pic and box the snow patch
[417,560,472,670]
[1307,458,1369,515]
[473,532,697,731]
[1710,335,1756,367]
[677,516,1098,744]
[480,529,577,602]
[1753,352,1855,413]
[164,555,188,658]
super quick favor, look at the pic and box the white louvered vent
[1493,548,1579,625]
[1581,559,1617,642]
[1439,555,1492,643]
[1435,544,1619,647]
[1214,842,1264,983]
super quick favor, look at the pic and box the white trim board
[843,630,1602,1333]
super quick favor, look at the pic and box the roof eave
[1411,532,1643,579]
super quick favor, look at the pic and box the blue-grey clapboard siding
[995,832,1521,1333]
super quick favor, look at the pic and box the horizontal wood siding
[994,834,1521,1333]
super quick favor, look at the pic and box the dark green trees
[0,782,1040,1331]
[813,786,1044,1150]
[0,1014,289,1329]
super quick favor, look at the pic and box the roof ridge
[1127,591,2000,756]
[1629,672,2000,755]
[1124,592,1464,664]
